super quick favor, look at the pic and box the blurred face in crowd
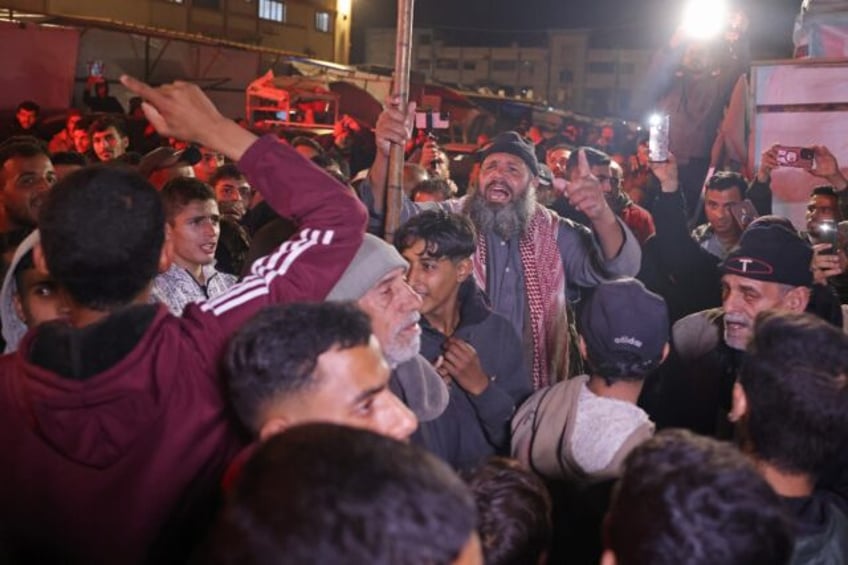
[402,239,470,320]
[806,193,840,233]
[72,129,91,154]
[91,127,129,162]
[65,114,82,135]
[547,147,571,178]
[682,42,711,74]
[167,199,221,277]
[13,268,66,329]
[194,148,224,182]
[721,275,806,350]
[16,108,37,131]
[705,187,743,239]
[148,164,195,192]
[1,154,56,227]
[214,175,251,220]
[260,335,418,442]
[357,267,423,367]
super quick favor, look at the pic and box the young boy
[0,231,66,352]
[396,209,532,471]
[151,177,236,315]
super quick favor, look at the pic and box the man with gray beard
[364,105,641,389]
[645,222,813,439]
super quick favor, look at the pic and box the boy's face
[401,238,470,319]
[14,268,65,328]
[167,199,221,272]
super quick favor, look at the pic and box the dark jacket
[416,280,533,471]
[0,136,367,565]
[784,494,848,565]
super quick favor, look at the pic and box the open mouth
[200,243,217,255]
[486,184,512,203]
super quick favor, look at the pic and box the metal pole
[384,0,415,244]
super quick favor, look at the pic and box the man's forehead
[373,266,406,287]
[706,188,742,202]
[482,152,528,168]
[722,273,775,291]
[93,127,120,138]
[4,153,51,172]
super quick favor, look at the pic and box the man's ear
[258,417,291,443]
[456,257,473,283]
[33,242,49,276]
[728,382,748,423]
[12,294,26,324]
[121,136,130,150]
[783,286,810,313]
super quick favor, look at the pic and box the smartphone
[816,219,838,254]
[415,111,450,130]
[775,146,814,168]
[648,114,670,162]
[88,60,104,78]
[729,199,759,231]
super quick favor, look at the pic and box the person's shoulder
[672,308,723,359]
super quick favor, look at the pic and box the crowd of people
[0,23,846,565]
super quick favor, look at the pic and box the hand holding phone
[775,146,814,169]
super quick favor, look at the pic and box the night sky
[351,0,805,61]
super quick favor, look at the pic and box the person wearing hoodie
[0,76,367,565]
[0,230,66,352]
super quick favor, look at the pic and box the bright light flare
[681,0,728,41]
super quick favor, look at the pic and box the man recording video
[632,1,750,221]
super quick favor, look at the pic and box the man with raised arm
[0,76,366,565]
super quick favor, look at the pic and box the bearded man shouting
[363,106,641,389]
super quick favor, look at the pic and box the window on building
[559,69,574,83]
[587,61,616,74]
[259,0,286,22]
[165,0,184,3]
[463,61,476,71]
[491,60,517,72]
[315,11,331,32]
[521,60,535,75]
[193,0,220,8]
[436,59,459,70]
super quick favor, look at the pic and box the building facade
[363,27,651,117]
[0,0,352,63]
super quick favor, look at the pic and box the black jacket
[416,280,532,471]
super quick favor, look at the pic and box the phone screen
[817,219,838,254]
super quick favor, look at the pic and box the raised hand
[375,96,417,158]
[567,148,615,223]
[120,75,257,161]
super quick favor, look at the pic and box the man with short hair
[193,146,224,182]
[367,109,641,388]
[48,109,84,154]
[646,222,814,437]
[210,163,251,220]
[226,302,417,443]
[138,145,200,190]
[88,115,130,162]
[730,311,848,564]
[396,210,532,469]
[512,278,668,482]
[602,429,793,565]
[203,424,483,565]
[0,75,367,564]
[151,177,236,315]
[2,101,43,141]
[0,139,56,234]
[691,171,747,259]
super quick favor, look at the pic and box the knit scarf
[450,198,568,388]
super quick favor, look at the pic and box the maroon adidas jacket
[0,135,367,564]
